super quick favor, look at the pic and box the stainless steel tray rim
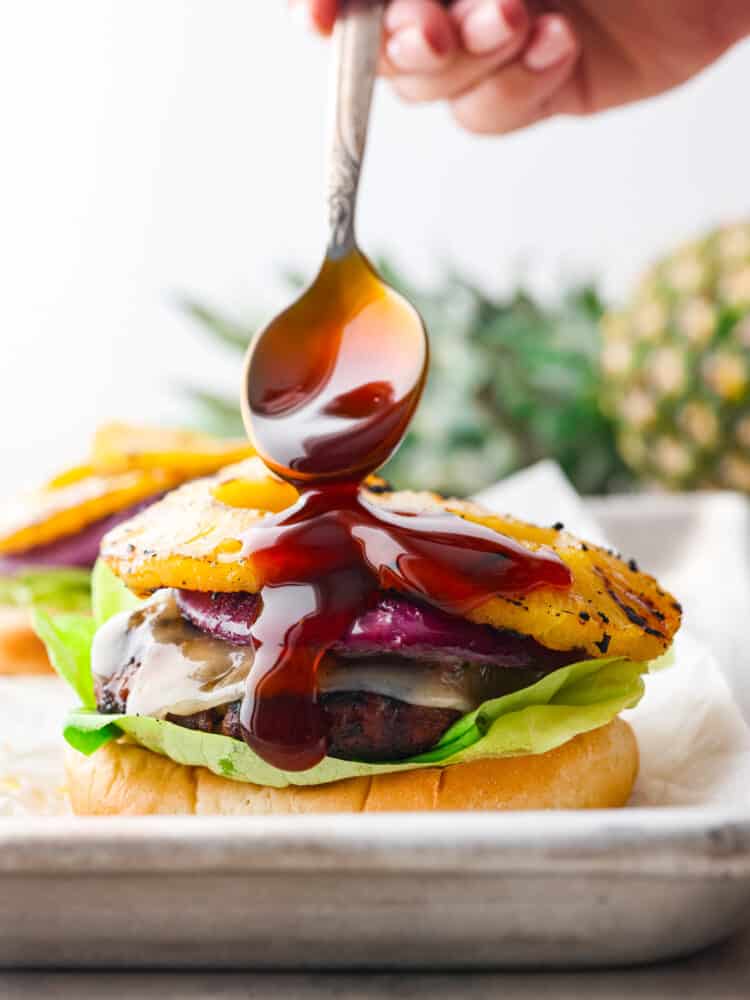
[2,807,750,877]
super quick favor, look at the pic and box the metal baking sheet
[1,808,749,969]
[1,493,748,970]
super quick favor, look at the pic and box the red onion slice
[176,589,581,671]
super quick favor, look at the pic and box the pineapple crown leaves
[180,297,254,353]
[178,296,255,438]
[382,270,631,495]
[180,259,631,496]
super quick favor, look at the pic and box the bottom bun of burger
[0,607,53,675]
[65,717,638,815]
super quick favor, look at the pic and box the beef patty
[173,695,460,762]
[96,661,459,762]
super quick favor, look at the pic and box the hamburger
[0,423,253,674]
[36,458,682,814]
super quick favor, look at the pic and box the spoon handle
[326,0,384,259]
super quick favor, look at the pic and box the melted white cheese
[92,594,252,718]
[93,591,540,719]
[319,660,477,712]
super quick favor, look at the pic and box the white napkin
[477,461,750,807]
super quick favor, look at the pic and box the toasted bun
[65,718,638,815]
[0,606,53,675]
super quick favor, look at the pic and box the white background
[1,1,748,486]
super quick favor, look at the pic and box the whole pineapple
[602,222,750,492]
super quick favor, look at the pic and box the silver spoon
[242,0,428,484]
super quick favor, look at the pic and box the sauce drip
[241,250,572,770]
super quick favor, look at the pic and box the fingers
[386,0,530,102]
[293,0,461,75]
[450,14,580,134]
[382,1,459,74]
[290,1,581,137]
[453,0,527,55]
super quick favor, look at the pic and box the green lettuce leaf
[0,567,91,613]
[32,610,97,707]
[91,558,143,627]
[59,656,645,788]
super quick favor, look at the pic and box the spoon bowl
[243,248,427,484]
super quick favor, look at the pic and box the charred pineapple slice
[448,497,680,662]
[102,477,267,594]
[91,422,254,476]
[101,481,680,662]
[0,469,180,556]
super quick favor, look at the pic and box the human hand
[291,0,750,135]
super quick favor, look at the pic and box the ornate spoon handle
[326,0,384,259]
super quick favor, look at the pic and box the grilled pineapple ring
[101,477,680,662]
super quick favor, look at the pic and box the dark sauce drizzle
[241,252,572,770]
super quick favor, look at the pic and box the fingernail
[524,17,575,71]
[386,26,447,72]
[462,1,515,55]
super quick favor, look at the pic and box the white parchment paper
[0,676,71,816]
[1,460,748,813]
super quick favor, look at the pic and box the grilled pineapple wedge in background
[91,423,255,477]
